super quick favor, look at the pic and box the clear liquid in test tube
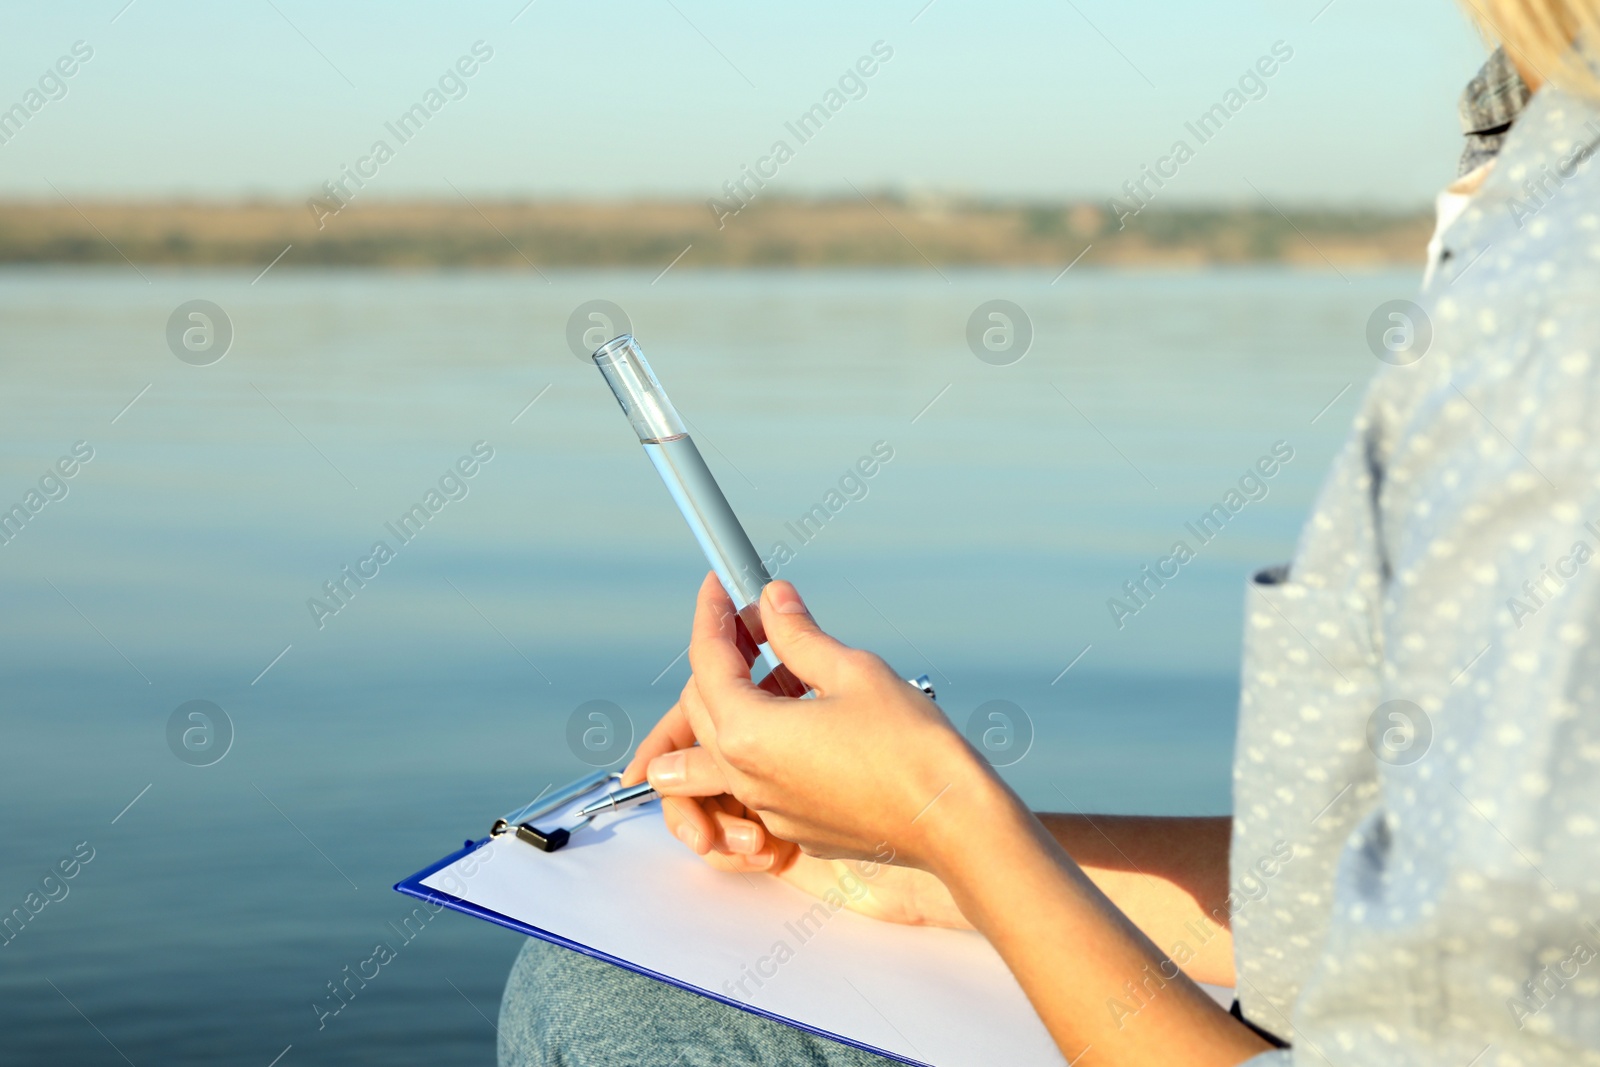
[592,334,809,698]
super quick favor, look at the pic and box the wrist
[910,744,1031,881]
[920,772,1099,947]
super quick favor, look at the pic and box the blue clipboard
[394,835,929,1066]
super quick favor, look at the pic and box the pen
[575,780,658,819]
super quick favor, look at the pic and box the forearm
[1036,814,1235,986]
[931,783,1268,1066]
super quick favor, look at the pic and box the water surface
[0,266,1410,1064]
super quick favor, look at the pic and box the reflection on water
[0,267,1409,1064]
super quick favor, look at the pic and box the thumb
[759,581,852,694]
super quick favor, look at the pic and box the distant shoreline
[0,197,1434,271]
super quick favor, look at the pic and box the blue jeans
[497,937,903,1067]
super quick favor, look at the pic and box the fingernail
[725,823,760,853]
[648,750,686,789]
[751,851,775,870]
[768,582,809,615]
[673,823,694,847]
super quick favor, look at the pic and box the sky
[0,0,1489,207]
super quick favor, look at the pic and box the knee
[497,939,642,1067]
[505,937,592,999]
[498,939,579,1067]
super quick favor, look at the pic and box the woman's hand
[641,573,1002,874]
[620,607,974,929]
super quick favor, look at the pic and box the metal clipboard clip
[489,770,621,853]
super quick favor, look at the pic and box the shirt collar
[1457,46,1533,175]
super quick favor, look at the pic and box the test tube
[592,335,808,698]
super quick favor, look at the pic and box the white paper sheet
[422,798,1066,1066]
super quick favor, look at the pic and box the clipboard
[394,776,1073,1067]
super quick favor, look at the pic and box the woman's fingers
[755,667,796,696]
[660,796,716,855]
[685,573,767,732]
[691,845,783,874]
[661,795,776,867]
[757,581,857,695]
[706,797,788,871]
[624,571,752,788]
[707,802,768,857]
[647,742,733,798]
[620,700,697,786]
[731,610,762,668]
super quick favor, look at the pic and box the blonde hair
[1463,0,1600,95]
